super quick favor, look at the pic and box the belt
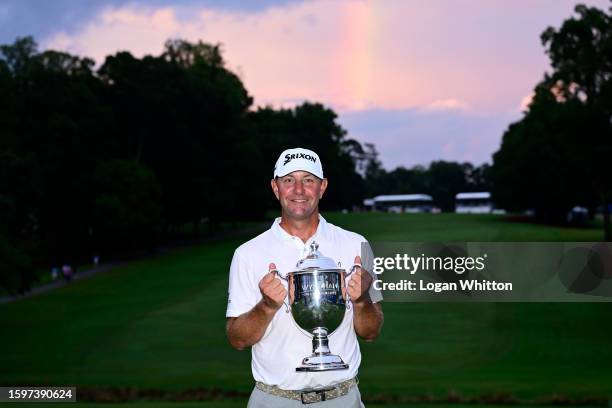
[255,377,358,405]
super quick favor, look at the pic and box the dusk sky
[2,0,609,169]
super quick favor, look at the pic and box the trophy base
[296,354,349,372]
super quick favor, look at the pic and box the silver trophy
[277,242,355,372]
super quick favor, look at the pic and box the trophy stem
[296,326,349,372]
[312,327,331,354]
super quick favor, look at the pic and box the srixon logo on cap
[284,152,317,166]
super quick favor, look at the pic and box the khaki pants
[247,385,365,407]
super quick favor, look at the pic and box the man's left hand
[347,255,373,304]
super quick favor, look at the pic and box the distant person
[226,147,383,407]
[93,255,100,266]
[61,264,72,282]
[51,267,59,281]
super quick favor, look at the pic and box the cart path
[0,222,269,305]
[0,262,124,304]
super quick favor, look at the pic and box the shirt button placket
[291,236,303,251]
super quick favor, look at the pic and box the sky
[1,0,610,169]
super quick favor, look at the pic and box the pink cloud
[425,99,470,111]
[43,0,609,114]
[30,0,609,168]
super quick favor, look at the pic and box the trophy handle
[344,263,362,311]
[347,263,361,278]
[272,269,291,314]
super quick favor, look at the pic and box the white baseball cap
[273,147,324,179]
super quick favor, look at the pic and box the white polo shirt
[226,214,382,390]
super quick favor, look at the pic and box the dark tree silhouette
[0,37,369,292]
[492,4,611,239]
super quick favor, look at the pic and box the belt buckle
[300,387,333,405]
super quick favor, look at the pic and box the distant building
[363,198,375,209]
[455,192,493,214]
[364,194,434,213]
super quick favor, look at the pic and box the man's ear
[270,178,280,200]
[319,178,328,199]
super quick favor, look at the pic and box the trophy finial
[310,241,319,254]
[296,241,336,269]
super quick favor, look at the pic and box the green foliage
[541,4,612,107]
[0,151,39,292]
[492,87,599,220]
[492,4,612,237]
[0,36,37,76]
[92,160,163,254]
[163,39,225,69]
[0,36,368,291]
[428,161,471,211]
[0,232,32,294]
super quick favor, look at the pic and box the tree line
[0,36,493,293]
[0,37,372,293]
[2,2,610,293]
[490,3,612,240]
[361,144,490,211]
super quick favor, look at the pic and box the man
[226,147,383,407]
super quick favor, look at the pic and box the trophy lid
[296,241,339,270]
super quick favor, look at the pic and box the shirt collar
[271,214,327,245]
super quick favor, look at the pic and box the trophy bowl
[280,242,352,372]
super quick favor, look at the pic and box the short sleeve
[226,250,258,317]
[361,241,383,303]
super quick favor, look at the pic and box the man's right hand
[227,263,287,350]
[258,263,287,311]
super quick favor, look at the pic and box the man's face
[271,171,328,220]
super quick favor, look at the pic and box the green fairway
[1,213,610,404]
[325,212,606,241]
